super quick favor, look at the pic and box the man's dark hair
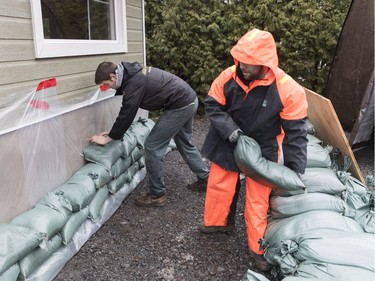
[95,61,117,84]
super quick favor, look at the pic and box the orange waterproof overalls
[201,29,308,254]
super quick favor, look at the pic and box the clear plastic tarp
[0,78,146,223]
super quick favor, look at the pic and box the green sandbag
[129,118,152,149]
[110,157,132,178]
[282,231,374,271]
[11,205,69,240]
[234,135,305,191]
[73,162,112,188]
[305,119,315,135]
[282,276,332,281]
[55,174,96,212]
[338,171,374,233]
[126,162,140,182]
[0,264,20,281]
[0,224,45,275]
[130,146,144,164]
[18,234,62,278]
[88,185,109,222]
[303,167,346,195]
[306,142,332,168]
[82,140,124,172]
[138,157,145,169]
[295,261,374,281]
[107,173,129,194]
[60,207,89,245]
[122,130,138,157]
[262,211,364,264]
[270,193,346,219]
[36,192,73,216]
[242,269,271,281]
[306,134,322,144]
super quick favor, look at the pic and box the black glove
[228,129,243,143]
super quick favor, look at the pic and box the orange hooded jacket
[202,29,308,174]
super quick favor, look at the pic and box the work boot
[187,178,208,192]
[198,223,235,234]
[135,193,167,207]
[250,251,272,272]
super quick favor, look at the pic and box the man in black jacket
[90,61,209,206]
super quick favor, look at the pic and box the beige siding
[0,0,145,99]
[0,0,146,223]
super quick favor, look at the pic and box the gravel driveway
[54,116,373,281]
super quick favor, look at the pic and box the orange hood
[230,29,279,73]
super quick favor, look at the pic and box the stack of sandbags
[235,121,374,281]
[0,117,154,281]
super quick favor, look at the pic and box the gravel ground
[54,116,374,281]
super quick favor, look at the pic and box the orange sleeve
[277,73,308,120]
[207,66,235,106]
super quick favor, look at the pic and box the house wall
[0,0,147,223]
[0,0,145,98]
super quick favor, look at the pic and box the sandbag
[0,224,45,275]
[282,276,332,281]
[88,185,109,222]
[0,264,20,281]
[138,157,145,169]
[129,118,153,149]
[60,207,89,245]
[54,174,96,212]
[122,130,138,157]
[73,162,112,188]
[305,119,315,135]
[303,168,346,195]
[306,134,322,144]
[18,234,62,279]
[234,136,305,191]
[82,140,124,172]
[262,211,363,264]
[107,173,129,194]
[282,231,374,271]
[338,171,374,232]
[36,192,73,216]
[270,193,346,219]
[110,157,132,178]
[242,269,271,281]
[126,162,140,182]
[11,205,69,240]
[306,142,332,168]
[294,261,374,281]
[130,146,144,164]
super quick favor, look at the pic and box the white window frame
[30,0,128,58]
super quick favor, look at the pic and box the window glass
[30,0,127,58]
[41,0,115,40]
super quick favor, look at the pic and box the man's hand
[99,131,110,136]
[228,129,243,143]
[89,132,112,145]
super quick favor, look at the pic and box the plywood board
[305,88,364,183]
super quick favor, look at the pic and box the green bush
[145,0,350,113]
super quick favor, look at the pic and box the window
[31,0,127,58]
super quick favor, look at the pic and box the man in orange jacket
[199,29,308,271]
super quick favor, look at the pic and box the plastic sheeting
[0,79,146,223]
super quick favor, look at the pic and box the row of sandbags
[0,118,154,281]
[237,122,374,281]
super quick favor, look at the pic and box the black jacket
[108,62,196,140]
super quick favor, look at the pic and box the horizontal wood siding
[0,0,144,99]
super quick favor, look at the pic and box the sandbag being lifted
[234,135,305,191]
